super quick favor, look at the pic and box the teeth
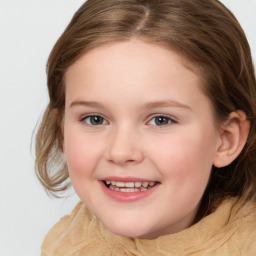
[142,182,149,187]
[124,182,135,188]
[120,188,140,192]
[106,180,156,188]
[115,182,125,187]
[135,182,142,187]
[109,185,142,192]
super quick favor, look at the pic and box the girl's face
[63,39,222,239]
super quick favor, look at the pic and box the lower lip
[99,181,159,202]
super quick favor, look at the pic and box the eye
[82,115,107,125]
[148,115,175,126]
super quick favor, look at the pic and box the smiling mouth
[103,180,159,192]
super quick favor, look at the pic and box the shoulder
[41,201,95,256]
[231,200,256,255]
[181,198,256,255]
[207,198,256,255]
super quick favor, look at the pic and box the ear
[213,110,250,168]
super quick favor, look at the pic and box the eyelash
[80,114,177,127]
[148,115,177,126]
[81,115,108,126]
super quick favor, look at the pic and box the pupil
[156,116,168,125]
[91,116,103,125]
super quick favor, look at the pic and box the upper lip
[100,176,159,183]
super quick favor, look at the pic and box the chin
[104,221,151,239]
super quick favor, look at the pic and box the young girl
[36,0,256,255]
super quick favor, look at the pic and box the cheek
[148,129,216,186]
[63,127,106,203]
[155,133,215,213]
[63,127,102,178]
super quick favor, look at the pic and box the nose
[105,126,144,165]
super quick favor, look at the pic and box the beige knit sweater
[41,199,256,255]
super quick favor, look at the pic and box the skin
[63,38,223,239]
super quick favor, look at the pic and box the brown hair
[36,0,256,216]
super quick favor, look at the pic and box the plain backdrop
[0,0,255,255]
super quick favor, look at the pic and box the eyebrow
[70,101,104,108]
[70,100,191,111]
[143,100,192,111]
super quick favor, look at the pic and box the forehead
[65,38,204,91]
[64,39,216,128]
